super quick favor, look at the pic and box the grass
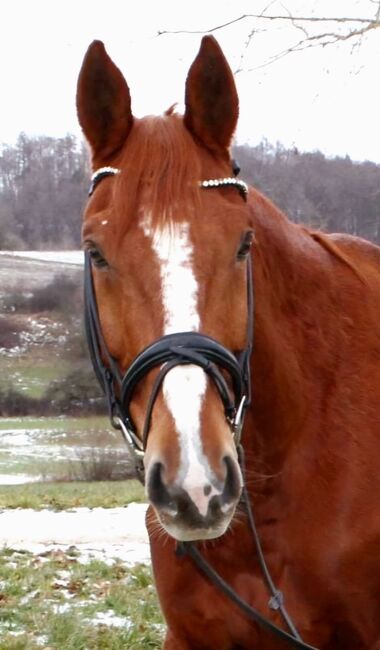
[0,480,146,510]
[1,356,71,399]
[0,548,164,649]
[0,415,110,433]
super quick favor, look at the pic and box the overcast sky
[1,0,379,162]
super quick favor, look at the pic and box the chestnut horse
[77,36,380,649]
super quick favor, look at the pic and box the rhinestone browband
[88,167,120,196]
[89,168,248,201]
[200,177,248,200]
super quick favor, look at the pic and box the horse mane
[309,230,367,285]
[115,112,203,230]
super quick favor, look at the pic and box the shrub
[0,386,42,417]
[0,366,106,417]
[0,317,23,348]
[3,273,81,315]
[44,365,106,415]
[66,447,135,481]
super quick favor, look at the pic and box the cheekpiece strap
[88,167,120,196]
[200,178,248,201]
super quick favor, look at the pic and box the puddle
[0,417,131,481]
[0,474,41,485]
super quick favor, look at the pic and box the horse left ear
[184,36,239,156]
[76,40,133,165]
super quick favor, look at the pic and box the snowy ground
[0,503,151,564]
[0,474,41,485]
[0,250,83,265]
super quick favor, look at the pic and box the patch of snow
[90,610,131,628]
[0,474,41,485]
[0,429,42,444]
[0,504,151,565]
[0,251,83,266]
[51,602,73,614]
[35,635,49,646]
[19,589,40,605]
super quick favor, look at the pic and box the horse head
[77,36,254,542]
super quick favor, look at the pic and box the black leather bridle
[84,249,252,479]
[83,166,318,650]
[85,167,253,480]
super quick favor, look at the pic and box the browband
[88,167,120,196]
[88,167,248,201]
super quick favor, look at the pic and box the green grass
[0,548,164,649]
[0,359,71,398]
[0,415,110,433]
[0,481,146,510]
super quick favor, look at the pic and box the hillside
[0,252,101,415]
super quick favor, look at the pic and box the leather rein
[83,166,318,650]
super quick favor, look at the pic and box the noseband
[83,166,318,650]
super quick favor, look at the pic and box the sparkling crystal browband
[88,167,120,196]
[200,177,248,200]
[88,168,248,201]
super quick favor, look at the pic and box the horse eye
[87,246,108,268]
[237,230,254,260]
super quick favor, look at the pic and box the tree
[158,2,380,73]
[0,134,88,249]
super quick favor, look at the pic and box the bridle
[85,166,252,480]
[83,165,318,650]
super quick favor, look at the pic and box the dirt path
[0,503,150,564]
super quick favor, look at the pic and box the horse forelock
[114,113,203,231]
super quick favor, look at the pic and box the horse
[77,35,380,649]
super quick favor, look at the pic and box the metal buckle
[112,415,144,455]
[112,415,145,484]
[232,395,247,445]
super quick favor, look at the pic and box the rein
[84,166,318,650]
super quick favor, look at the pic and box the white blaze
[142,217,217,516]
[149,221,199,334]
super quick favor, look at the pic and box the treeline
[0,134,380,249]
[234,140,380,243]
[0,133,88,249]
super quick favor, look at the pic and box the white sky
[1,0,379,162]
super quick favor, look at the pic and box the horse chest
[150,527,296,649]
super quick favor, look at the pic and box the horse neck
[246,192,336,474]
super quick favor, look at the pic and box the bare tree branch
[245,18,380,72]
[157,12,380,38]
[158,3,380,71]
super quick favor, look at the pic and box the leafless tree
[158,1,380,73]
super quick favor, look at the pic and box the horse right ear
[184,36,239,157]
[76,41,133,165]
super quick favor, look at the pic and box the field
[0,253,165,649]
[0,480,145,510]
[0,482,165,649]
[0,481,164,648]
[0,548,163,649]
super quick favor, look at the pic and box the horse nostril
[222,455,242,505]
[204,484,212,497]
[147,462,171,509]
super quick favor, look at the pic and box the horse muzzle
[146,453,243,541]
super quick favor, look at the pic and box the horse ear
[76,40,133,164]
[184,36,239,156]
